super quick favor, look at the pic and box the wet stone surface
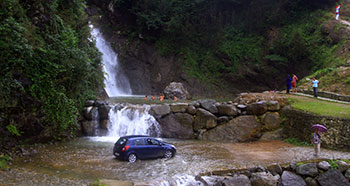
[0,138,350,185]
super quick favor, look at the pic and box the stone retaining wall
[301,89,350,102]
[281,106,350,150]
[198,159,350,186]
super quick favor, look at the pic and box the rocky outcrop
[163,82,191,100]
[202,116,261,142]
[158,113,194,139]
[194,108,217,131]
[317,169,350,186]
[261,112,281,131]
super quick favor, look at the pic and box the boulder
[317,169,350,186]
[216,104,239,117]
[202,116,261,142]
[81,120,98,136]
[247,101,267,115]
[199,100,218,114]
[163,82,191,100]
[304,177,318,186]
[267,164,283,176]
[250,172,278,186]
[345,168,350,180]
[337,160,350,173]
[262,112,281,131]
[194,108,217,131]
[170,103,188,113]
[149,104,171,119]
[237,104,247,111]
[98,104,111,120]
[280,171,306,186]
[259,128,283,141]
[85,100,95,107]
[186,105,197,115]
[267,101,280,111]
[318,161,331,171]
[158,113,194,139]
[296,163,318,177]
[221,174,251,186]
[83,107,99,121]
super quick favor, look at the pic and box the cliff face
[88,0,341,97]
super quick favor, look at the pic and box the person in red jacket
[291,74,298,93]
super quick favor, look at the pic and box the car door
[131,138,149,159]
[146,138,163,158]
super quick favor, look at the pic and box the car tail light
[122,145,130,152]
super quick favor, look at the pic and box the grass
[0,154,10,170]
[287,95,350,118]
[284,138,312,146]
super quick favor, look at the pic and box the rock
[262,112,281,131]
[83,106,94,120]
[199,100,218,114]
[296,163,318,177]
[85,100,95,107]
[267,164,283,176]
[280,171,306,186]
[98,104,111,120]
[218,116,230,124]
[247,101,267,115]
[194,108,217,131]
[163,82,191,100]
[186,105,197,115]
[202,116,261,142]
[267,101,280,111]
[81,120,98,136]
[318,161,331,171]
[345,168,350,179]
[259,128,283,141]
[20,148,31,156]
[250,172,278,186]
[317,169,350,186]
[158,113,194,139]
[216,104,239,117]
[100,119,108,130]
[170,103,188,113]
[221,174,251,186]
[149,104,171,119]
[304,177,318,186]
[337,160,349,173]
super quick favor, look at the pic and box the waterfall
[89,104,160,142]
[90,25,132,97]
[107,105,160,138]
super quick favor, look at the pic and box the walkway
[293,92,350,104]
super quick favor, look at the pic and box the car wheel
[128,153,137,163]
[164,150,173,159]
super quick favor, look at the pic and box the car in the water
[113,135,176,163]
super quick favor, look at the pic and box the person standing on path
[336,5,341,20]
[312,129,321,157]
[312,77,319,97]
[286,75,292,94]
[291,74,298,93]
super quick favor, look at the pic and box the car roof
[121,135,150,139]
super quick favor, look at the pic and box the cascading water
[107,105,160,138]
[90,25,132,97]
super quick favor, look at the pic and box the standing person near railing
[312,77,319,98]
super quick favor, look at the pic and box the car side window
[147,138,160,145]
[134,139,146,145]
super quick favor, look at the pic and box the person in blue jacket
[286,75,292,94]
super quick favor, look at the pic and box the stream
[1,138,350,185]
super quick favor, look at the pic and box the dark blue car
[113,135,176,163]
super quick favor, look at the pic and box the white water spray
[90,25,132,97]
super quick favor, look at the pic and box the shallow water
[1,138,349,185]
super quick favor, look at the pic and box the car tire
[164,150,173,159]
[128,153,137,163]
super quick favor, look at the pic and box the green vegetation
[0,0,104,143]
[284,138,312,146]
[0,154,10,170]
[327,159,339,169]
[287,96,350,118]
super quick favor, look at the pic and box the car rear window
[115,138,128,149]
